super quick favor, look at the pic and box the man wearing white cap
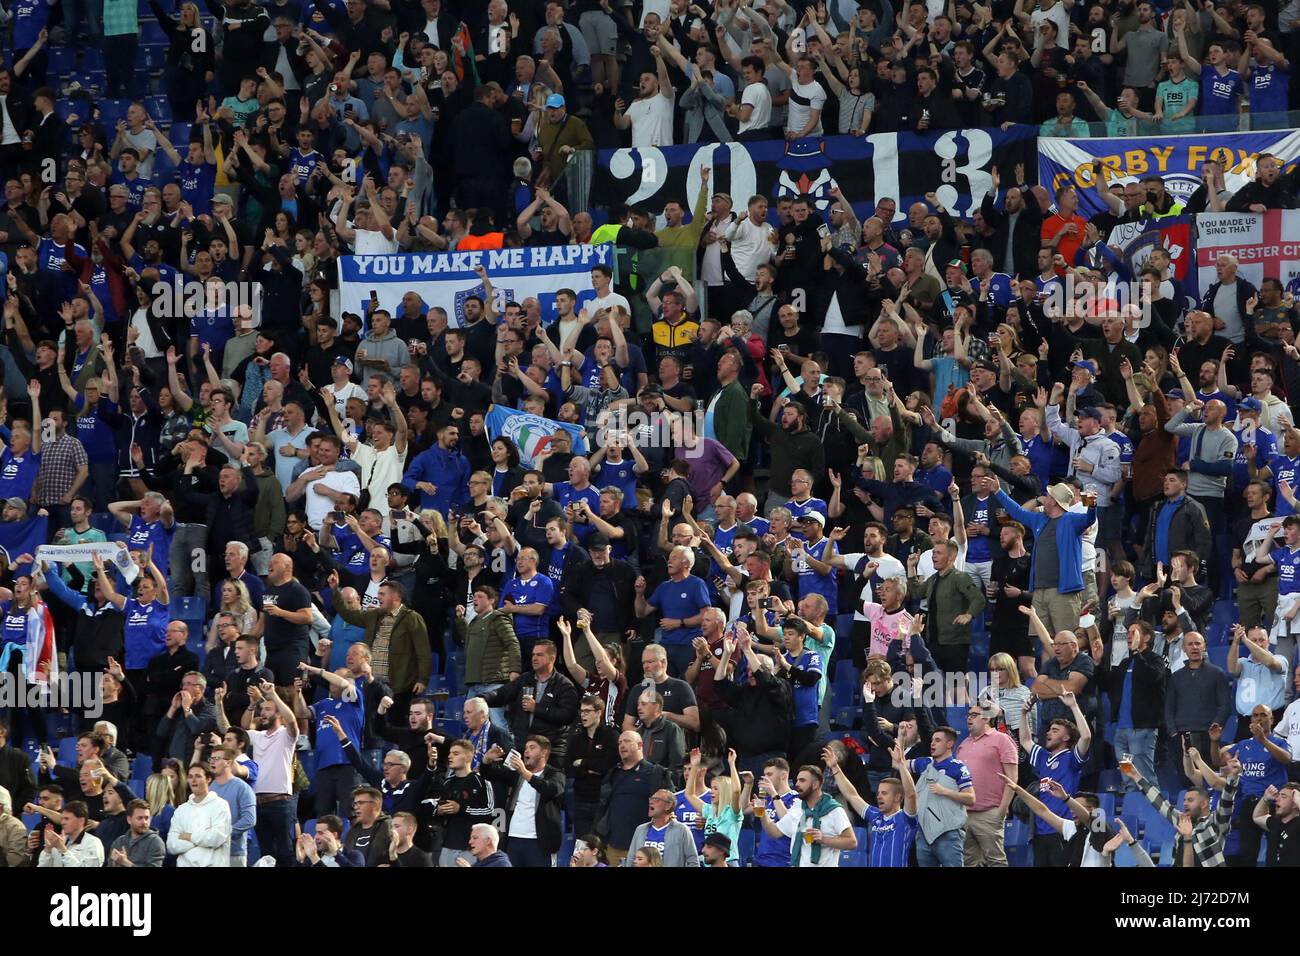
[786,511,837,608]
[991,475,1097,638]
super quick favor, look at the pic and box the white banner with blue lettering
[338,245,614,328]
[1038,129,1300,219]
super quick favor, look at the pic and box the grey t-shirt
[1034,516,1062,590]
[1214,282,1245,343]
[1122,29,1170,87]
[765,65,791,129]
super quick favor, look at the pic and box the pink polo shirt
[956,728,1019,812]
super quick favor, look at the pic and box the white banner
[36,541,140,583]
[1195,210,1300,294]
[338,246,615,328]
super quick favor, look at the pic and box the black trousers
[1033,832,1068,867]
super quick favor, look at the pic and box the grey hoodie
[359,329,409,384]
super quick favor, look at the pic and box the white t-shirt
[589,291,632,316]
[352,228,400,254]
[509,776,541,839]
[739,80,772,133]
[786,77,826,136]
[725,216,776,282]
[348,439,404,505]
[776,800,853,867]
[305,467,362,530]
[1278,698,1300,760]
[248,725,295,795]
[326,381,367,418]
[1031,2,1071,49]
[627,92,675,147]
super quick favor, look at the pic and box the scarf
[467,721,491,770]
[791,792,842,867]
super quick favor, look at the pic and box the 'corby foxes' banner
[1038,129,1300,219]
[593,126,1039,225]
[339,246,614,328]
[1194,210,1300,296]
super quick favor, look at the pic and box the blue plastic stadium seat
[1113,842,1137,867]
[49,47,77,74]
[1004,816,1029,847]
[1143,811,1175,851]
[302,818,317,836]
[81,48,105,71]
[830,705,857,730]
[141,20,168,44]
[737,826,755,867]
[1098,792,1117,821]
[57,737,79,766]
[362,749,384,773]
[169,121,193,146]
[442,696,466,720]
[1207,645,1231,672]
[833,659,857,689]
[146,95,172,122]
[840,827,869,867]
[90,512,118,535]
[1206,623,1229,646]
[56,99,81,121]
[127,778,146,797]
[130,754,153,781]
[1211,600,1238,626]
[557,834,574,867]
[172,595,208,623]
[1120,791,1151,839]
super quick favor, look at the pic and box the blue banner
[485,405,588,468]
[594,126,1039,224]
[1038,129,1300,219]
[0,516,49,575]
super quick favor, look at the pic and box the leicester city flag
[0,516,49,575]
[485,405,588,468]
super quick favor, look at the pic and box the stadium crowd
[0,0,1298,872]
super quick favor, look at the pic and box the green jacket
[906,566,986,646]
[252,468,286,540]
[750,404,825,496]
[335,603,432,694]
[454,608,521,684]
[710,379,752,462]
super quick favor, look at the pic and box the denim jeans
[505,836,555,868]
[253,795,298,868]
[1113,727,1158,793]
[466,682,507,735]
[63,0,103,43]
[169,523,211,602]
[916,828,964,867]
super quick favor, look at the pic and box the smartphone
[369,289,378,302]
[390,509,406,521]
[331,510,346,523]
[816,223,831,240]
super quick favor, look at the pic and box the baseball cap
[971,359,997,373]
[1046,483,1074,509]
[1166,388,1186,401]
[4,497,26,513]
[1238,396,1263,413]
[1077,406,1102,422]
[587,532,611,549]
[945,258,967,274]
[640,384,664,397]
[333,356,354,371]
[1071,358,1099,376]
[545,93,565,109]
[211,192,234,206]
[796,511,826,526]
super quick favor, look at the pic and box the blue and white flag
[0,516,48,575]
[485,405,588,467]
